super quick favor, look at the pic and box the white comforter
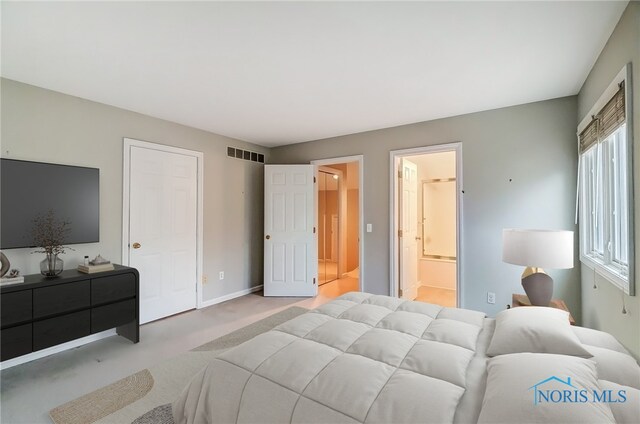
[173,293,492,423]
[173,292,639,423]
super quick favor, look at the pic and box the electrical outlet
[202,275,208,284]
[487,292,496,304]
[219,271,224,280]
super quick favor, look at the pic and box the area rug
[49,306,308,424]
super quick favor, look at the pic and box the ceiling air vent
[227,147,265,164]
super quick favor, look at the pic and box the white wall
[412,151,456,180]
[1,78,268,303]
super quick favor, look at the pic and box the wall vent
[227,147,264,164]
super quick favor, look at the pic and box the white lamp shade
[502,229,574,269]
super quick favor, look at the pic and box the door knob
[265,235,271,240]
[132,242,141,249]
[415,237,422,241]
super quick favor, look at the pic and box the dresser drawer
[1,290,32,328]
[91,299,136,334]
[33,310,90,351]
[1,323,32,361]
[91,273,136,305]
[33,281,90,319]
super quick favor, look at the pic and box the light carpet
[49,306,308,424]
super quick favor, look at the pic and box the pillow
[588,346,640,389]
[599,380,640,424]
[478,353,615,424]
[572,325,630,355]
[487,306,592,357]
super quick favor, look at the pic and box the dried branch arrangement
[31,209,74,255]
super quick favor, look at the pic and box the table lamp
[502,229,574,306]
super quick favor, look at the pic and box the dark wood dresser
[1,265,139,361]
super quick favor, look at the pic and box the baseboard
[199,284,264,309]
[0,329,117,370]
[422,284,456,291]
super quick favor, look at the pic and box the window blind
[579,81,625,153]
[579,119,599,153]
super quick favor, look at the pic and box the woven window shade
[579,81,625,153]
[579,119,599,153]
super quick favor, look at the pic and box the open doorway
[312,157,363,298]
[390,144,461,308]
[317,166,341,285]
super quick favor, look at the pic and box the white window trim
[577,63,635,296]
[581,253,630,293]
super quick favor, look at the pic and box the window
[578,69,634,295]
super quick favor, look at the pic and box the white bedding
[173,293,640,424]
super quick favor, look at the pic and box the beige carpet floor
[49,306,308,424]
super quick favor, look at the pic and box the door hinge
[398,229,403,238]
[399,288,403,297]
[313,227,316,234]
[398,170,403,178]
[313,278,316,285]
[314,176,316,183]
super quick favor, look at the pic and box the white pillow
[478,353,615,424]
[588,346,640,389]
[487,306,592,357]
[599,380,640,424]
[572,325,630,355]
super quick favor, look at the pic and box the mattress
[172,292,639,424]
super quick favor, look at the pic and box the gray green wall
[0,78,268,302]
[271,96,581,322]
[577,1,640,359]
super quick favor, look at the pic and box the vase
[40,253,63,277]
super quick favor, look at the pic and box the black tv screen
[1,159,99,249]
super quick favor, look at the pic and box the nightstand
[511,293,576,325]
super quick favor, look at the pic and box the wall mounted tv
[1,159,99,249]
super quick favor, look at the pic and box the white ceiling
[1,1,628,147]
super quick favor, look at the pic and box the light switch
[366,224,373,233]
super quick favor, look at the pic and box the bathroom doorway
[390,144,461,308]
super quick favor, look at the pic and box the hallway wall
[271,96,580,321]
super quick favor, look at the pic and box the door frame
[311,155,364,292]
[389,143,463,306]
[121,138,205,310]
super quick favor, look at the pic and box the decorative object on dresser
[31,209,74,277]
[0,251,10,277]
[0,252,24,285]
[78,254,115,273]
[0,265,139,362]
[502,229,574,306]
[511,293,576,325]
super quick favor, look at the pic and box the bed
[173,292,640,423]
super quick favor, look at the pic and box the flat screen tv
[1,159,99,249]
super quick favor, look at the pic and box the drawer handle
[132,242,141,249]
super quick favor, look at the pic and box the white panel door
[264,165,317,297]
[129,146,198,323]
[400,158,419,300]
